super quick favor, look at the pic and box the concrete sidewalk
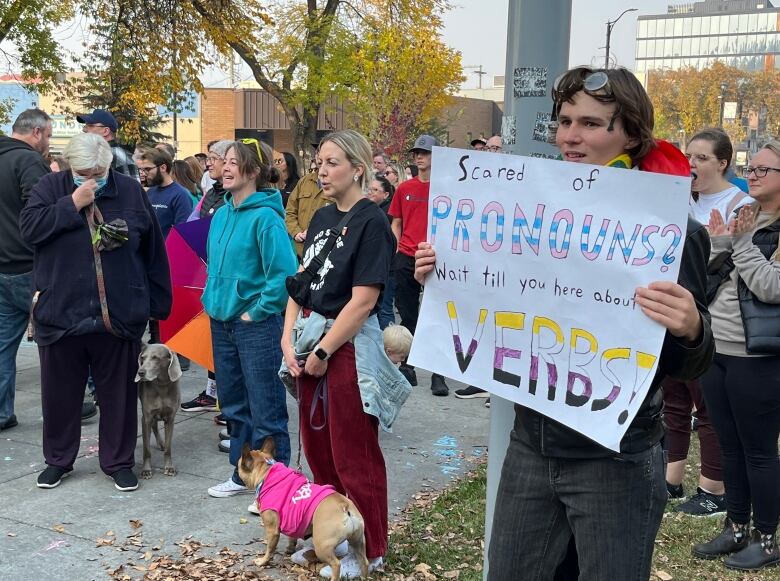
[0,341,489,580]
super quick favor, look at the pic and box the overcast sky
[447,0,671,89]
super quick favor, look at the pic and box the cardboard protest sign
[408,147,691,451]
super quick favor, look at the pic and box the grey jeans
[488,434,666,580]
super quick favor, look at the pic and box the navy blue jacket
[20,170,172,346]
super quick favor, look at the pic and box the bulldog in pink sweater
[238,439,368,579]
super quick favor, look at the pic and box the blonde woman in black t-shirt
[282,130,395,577]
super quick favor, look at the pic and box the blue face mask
[73,174,108,193]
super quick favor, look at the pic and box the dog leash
[86,204,118,336]
[295,375,328,472]
[296,376,304,471]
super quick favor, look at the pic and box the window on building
[758,12,772,32]
[701,16,711,35]
[727,35,738,54]
[748,13,758,33]
[719,15,729,35]
[674,18,683,36]
[718,35,729,54]
[666,18,676,36]
[745,33,756,53]
[691,36,700,55]
[648,19,657,37]
[636,60,647,73]
[737,34,747,53]
[655,38,664,57]
[682,37,691,56]
[683,17,692,36]
[672,58,681,68]
[729,14,739,34]
[673,37,682,56]
[638,39,647,59]
[639,19,648,38]
[739,14,748,33]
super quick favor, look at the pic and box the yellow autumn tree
[41,0,462,155]
[192,0,462,161]
[647,61,780,146]
[349,6,464,155]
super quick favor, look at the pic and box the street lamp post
[605,8,638,69]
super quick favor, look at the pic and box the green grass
[380,441,778,580]
[653,437,776,581]
[381,463,487,580]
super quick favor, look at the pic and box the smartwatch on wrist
[314,344,330,361]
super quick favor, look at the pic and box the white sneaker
[248,500,260,515]
[319,554,382,578]
[291,539,348,567]
[208,478,249,498]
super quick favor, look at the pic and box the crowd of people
[0,61,778,579]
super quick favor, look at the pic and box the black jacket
[0,136,50,274]
[20,170,172,346]
[515,217,715,457]
[199,181,226,218]
[110,141,140,181]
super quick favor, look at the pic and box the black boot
[725,529,780,571]
[81,400,97,421]
[692,517,749,559]
[430,373,449,396]
[399,363,417,386]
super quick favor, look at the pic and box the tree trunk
[290,106,321,170]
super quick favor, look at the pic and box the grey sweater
[709,209,780,356]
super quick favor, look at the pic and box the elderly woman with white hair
[20,132,172,492]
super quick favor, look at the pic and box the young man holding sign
[414,67,715,579]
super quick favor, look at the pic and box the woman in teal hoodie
[201,139,298,498]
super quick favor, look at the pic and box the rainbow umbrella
[160,217,214,371]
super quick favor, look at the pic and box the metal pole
[604,9,637,69]
[484,1,572,577]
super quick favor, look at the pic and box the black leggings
[700,353,780,533]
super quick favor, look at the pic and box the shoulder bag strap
[725,192,748,220]
[86,204,118,336]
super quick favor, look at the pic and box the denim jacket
[279,311,411,432]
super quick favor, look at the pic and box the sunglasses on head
[240,138,265,164]
[550,68,619,132]
[552,69,612,101]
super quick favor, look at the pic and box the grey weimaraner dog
[134,344,182,479]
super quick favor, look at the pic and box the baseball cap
[409,134,439,153]
[470,137,487,147]
[76,109,118,133]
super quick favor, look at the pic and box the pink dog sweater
[257,462,337,538]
